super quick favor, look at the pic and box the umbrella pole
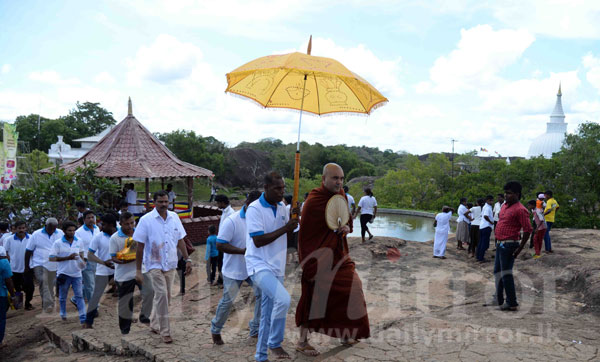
[292,74,308,218]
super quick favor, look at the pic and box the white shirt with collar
[4,233,30,273]
[132,208,186,272]
[217,208,249,280]
[493,201,504,222]
[75,224,99,259]
[89,231,115,276]
[470,206,482,226]
[127,189,140,213]
[244,193,289,277]
[50,236,84,278]
[480,203,495,229]
[26,227,64,271]
[457,204,469,223]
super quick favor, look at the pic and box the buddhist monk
[295,163,370,357]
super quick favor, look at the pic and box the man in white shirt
[83,213,117,328]
[25,218,63,312]
[215,194,234,285]
[110,212,153,334]
[211,191,262,345]
[0,222,9,246]
[126,183,140,214]
[166,184,176,211]
[75,201,88,219]
[133,190,192,344]
[75,210,99,303]
[456,198,471,250]
[49,221,86,323]
[245,172,298,361]
[343,186,356,215]
[493,193,505,245]
[4,220,34,310]
[476,195,495,262]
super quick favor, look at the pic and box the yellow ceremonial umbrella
[225,36,388,214]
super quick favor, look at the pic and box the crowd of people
[432,183,560,312]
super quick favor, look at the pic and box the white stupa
[527,84,567,158]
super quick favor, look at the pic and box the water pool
[348,213,456,242]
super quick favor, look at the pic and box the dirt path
[2,228,599,361]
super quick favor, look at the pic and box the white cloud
[583,53,600,94]
[126,34,207,85]
[419,25,535,94]
[94,71,116,85]
[490,0,600,39]
[1,64,10,74]
[29,70,80,86]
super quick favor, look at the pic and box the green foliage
[156,130,228,177]
[14,102,116,151]
[18,150,53,173]
[0,162,120,229]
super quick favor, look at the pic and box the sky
[1,0,600,157]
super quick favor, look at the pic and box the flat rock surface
[2,228,600,361]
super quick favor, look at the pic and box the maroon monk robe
[295,184,370,340]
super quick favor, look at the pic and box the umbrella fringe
[225,91,388,118]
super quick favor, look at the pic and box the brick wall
[182,216,220,245]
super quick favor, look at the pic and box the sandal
[340,338,359,347]
[296,344,320,357]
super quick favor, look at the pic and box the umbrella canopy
[226,52,388,116]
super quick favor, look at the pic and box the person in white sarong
[433,206,454,259]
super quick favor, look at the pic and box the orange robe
[295,185,370,340]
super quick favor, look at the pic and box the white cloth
[217,209,249,280]
[245,194,289,277]
[75,224,99,259]
[109,230,137,282]
[50,236,85,278]
[126,189,140,213]
[133,208,186,272]
[26,227,64,271]
[457,204,469,223]
[433,211,452,257]
[358,196,377,215]
[168,191,176,204]
[480,203,494,229]
[89,232,115,276]
[346,194,355,213]
[4,233,30,273]
[470,206,482,226]
[0,233,13,247]
[493,201,504,222]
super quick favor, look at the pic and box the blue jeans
[476,227,492,261]
[81,261,96,302]
[0,296,6,344]
[211,276,261,336]
[58,274,86,323]
[544,222,553,251]
[493,242,520,307]
[250,270,290,362]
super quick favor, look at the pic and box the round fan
[325,194,350,230]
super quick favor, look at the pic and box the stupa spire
[128,97,133,116]
[550,83,565,123]
[558,82,562,96]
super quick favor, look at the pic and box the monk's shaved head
[322,163,344,193]
[322,163,343,177]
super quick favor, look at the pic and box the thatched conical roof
[45,100,214,179]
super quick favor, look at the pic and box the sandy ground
[2,228,599,361]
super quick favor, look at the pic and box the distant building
[527,84,567,158]
[48,127,114,165]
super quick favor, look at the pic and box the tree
[0,162,120,229]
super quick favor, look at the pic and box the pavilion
[44,98,214,213]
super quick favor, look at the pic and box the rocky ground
[2,228,599,361]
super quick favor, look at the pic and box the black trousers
[12,271,34,306]
[360,214,373,238]
[117,279,142,334]
[177,257,186,294]
[206,256,218,283]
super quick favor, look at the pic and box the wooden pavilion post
[187,177,194,216]
[161,177,165,190]
[145,178,150,211]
